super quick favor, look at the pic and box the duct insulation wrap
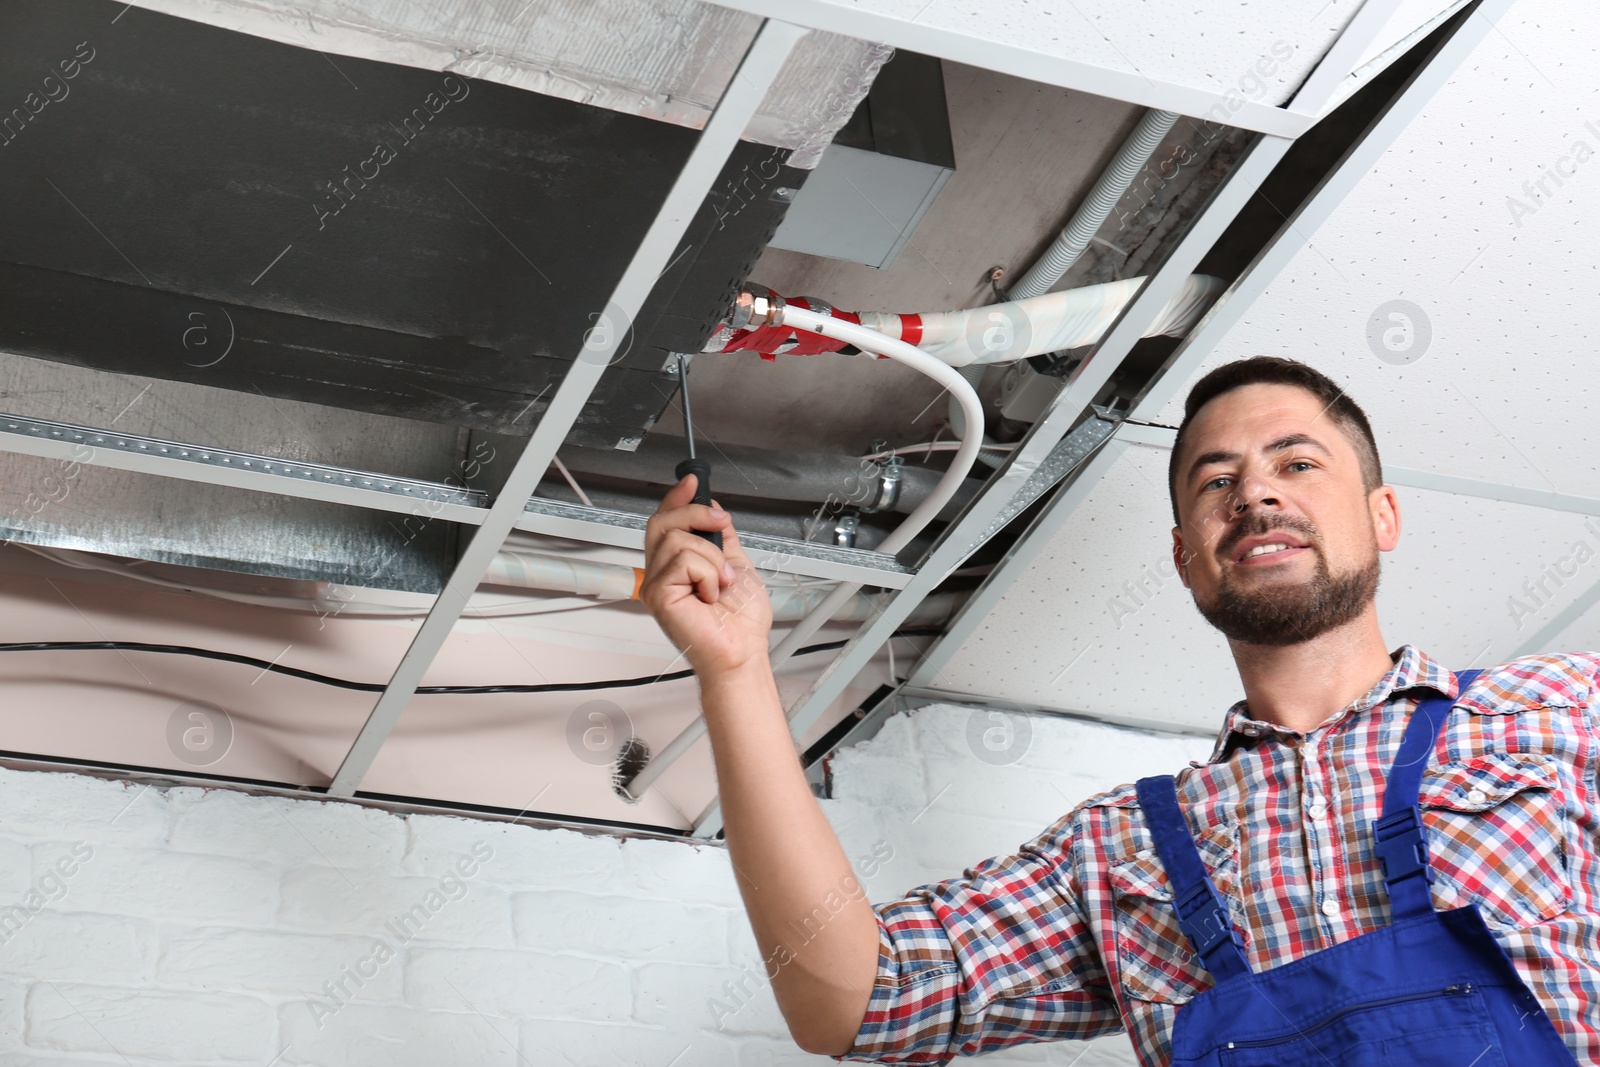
[709,275,1228,364]
[482,549,641,601]
[119,0,892,168]
[477,549,962,624]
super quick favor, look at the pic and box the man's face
[1171,383,1399,646]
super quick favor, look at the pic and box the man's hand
[638,476,877,1055]
[640,474,772,676]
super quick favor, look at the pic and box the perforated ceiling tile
[1541,591,1600,660]
[935,437,1600,734]
[1149,0,1600,498]
[714,0,1451,108]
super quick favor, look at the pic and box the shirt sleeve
[836,810,1123,1063]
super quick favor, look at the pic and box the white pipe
[945,364,1013,469]
[780,306,985,553]
[1010,107,1180,300]
[484,548,638,600]
[620,311,985,800]
[860,272,1227,368]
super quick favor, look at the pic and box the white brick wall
[0,702,1211,1065]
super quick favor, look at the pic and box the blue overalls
[1133,670,1580,1066]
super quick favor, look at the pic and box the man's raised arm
[639,476,879,1055]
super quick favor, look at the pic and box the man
[640,356,1598,1065]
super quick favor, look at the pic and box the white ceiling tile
[937,438,1600,732]
[1150,0,1600,501]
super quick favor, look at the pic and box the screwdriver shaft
[677,355,696,460]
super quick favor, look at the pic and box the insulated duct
[116,0,892,169]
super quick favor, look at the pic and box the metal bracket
[859,454,903,514]
[955,403,1123,557]
[832,511,860,547]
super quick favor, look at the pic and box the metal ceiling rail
[1120,423,1600,523]
[0,411,493,526]
[1289,0,1417,122]
[684,1,1492,837]
[516,498,915,589]
[689,130,1302,836]
[898,0,1508,702]
[712,0,1321,138]
[0,410,912,586]
[1125,0,1503,425]
[325,18,813,798]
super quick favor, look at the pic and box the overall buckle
[1173,879,1235,958]
[1373,806,1434,885]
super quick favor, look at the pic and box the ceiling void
[0,0,812,448]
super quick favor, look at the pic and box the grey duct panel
[0,0,807,448]
[0,352,465,593]
[0,452,455,594]
[770,51,956,269]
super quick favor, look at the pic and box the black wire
[0,629,945,695]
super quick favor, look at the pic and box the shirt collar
[1205,644,1461,763]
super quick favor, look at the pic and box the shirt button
[1468,788,1488,805]
[1307,800,1328,819]
[1321,900,1341,917]
[1303,740,1318,759]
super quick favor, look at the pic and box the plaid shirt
[842,645,1600,1066]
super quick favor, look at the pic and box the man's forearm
[700,659,880,1055]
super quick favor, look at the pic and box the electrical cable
[0,630,944,695]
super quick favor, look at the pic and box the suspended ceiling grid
[922,0,1600,730]
[0,0,1473,836]
[711,0,1465,133]
[674,61,1153,457]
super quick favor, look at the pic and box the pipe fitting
[730,285,786,331]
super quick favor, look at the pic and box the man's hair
[1167,356,1382,526]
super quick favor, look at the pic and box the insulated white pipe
[620,311,985,800]
[858,272,1227,367]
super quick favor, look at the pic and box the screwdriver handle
[675,458,723,550]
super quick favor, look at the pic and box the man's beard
[1196,531,1380,647]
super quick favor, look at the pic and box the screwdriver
[674,353,722,550]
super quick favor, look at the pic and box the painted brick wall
[0,702,1211,1065]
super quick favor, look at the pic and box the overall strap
[1375,668,1483,920]
[1135,775,1249,981]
